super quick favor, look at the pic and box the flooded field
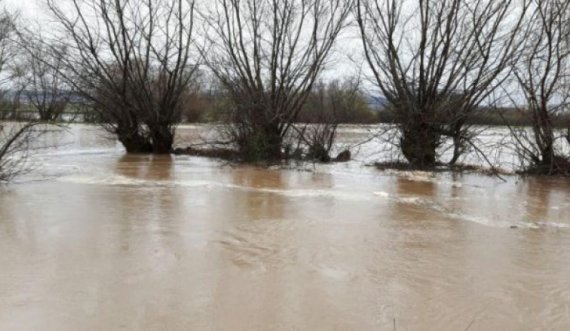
[1,124,570,330]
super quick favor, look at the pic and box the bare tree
[38,0,198,153]
[507,0,570,175]
[11,36,72,122]
[357,0,530,168]
[200,0,352,161]
[0,122,43,183]
[0,2,44,183]
[16,41,71,122]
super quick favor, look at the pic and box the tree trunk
[537,143,556,174]
[449,136,462,166]
[447,118,467,166]
[150,126,174,154]
[534,108,556,172]
[400,122,439,168]
[118,131,153,154]
[262,124,283,160]
[38,110,59,122]
[238,122,283,161]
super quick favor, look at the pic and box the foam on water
[373,191,570,229]
[59,174,376,202]
[35,148,118,157]
[60,175,219,189]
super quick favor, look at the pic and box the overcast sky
[4,0,39,15]
[3,0,49,26]
[0,0,373,89]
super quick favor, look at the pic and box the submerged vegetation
[0,0,569,182]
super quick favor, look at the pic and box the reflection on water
[116,154,175,181]
[0,124,570,330]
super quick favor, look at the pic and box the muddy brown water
[1,124,570,330]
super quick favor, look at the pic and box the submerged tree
[508,0,570,175]
[356,0,530,168]
[201,0,352,161]
[296,78,369,161]
[0,122,42,183]
[41,0,198,153]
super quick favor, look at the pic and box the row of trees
[176,76,378,124]
[2,0,570,180]
[23,0,357,161]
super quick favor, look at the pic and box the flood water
[1,124,570,330]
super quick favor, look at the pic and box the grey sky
[2,0,367,82]
[4,0,40,15]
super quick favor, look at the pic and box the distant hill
[368,95,387,110]
[1,89,85,104]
